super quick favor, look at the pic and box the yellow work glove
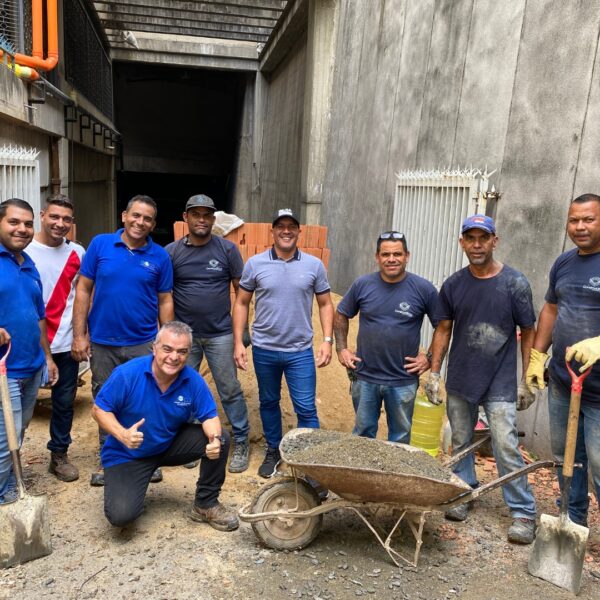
[517,381,536,411]
[565,336,600,372]
[525,348,549,393]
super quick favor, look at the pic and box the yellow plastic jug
[410,393,445,457]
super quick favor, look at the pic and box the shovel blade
[528,513,589,594]
[0,493,52,568]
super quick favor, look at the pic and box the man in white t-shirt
[27,195,85,482]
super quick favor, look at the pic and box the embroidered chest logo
[207,259,223,272]
[583,276,600,292]
[140,260,158,274]
[395,302,413,317]
[174,395,191,407]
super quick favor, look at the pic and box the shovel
[528,359,590,594]
[0,343,52,568]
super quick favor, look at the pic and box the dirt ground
[1,298,599,599]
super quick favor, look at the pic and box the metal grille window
[64,0,113,120]
[0,145,41,224]
[0,0,23,53]
[393,168,491,347]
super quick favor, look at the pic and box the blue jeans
[47,351,80,454]
[548,377,600,525]
[447,394,536,519]
[351,379,417,443]
[0,366,44,502]
[188,333,249,442]
[252,346,318,448]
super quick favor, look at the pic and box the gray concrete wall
[255,33,308,219]
[276,0,600,458]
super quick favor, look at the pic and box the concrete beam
[95,0,286,16]
[101,18,271,42]
[300,0,338,225]
[260,0,308,73]
[95,3,279,28]
[107,31,259,71]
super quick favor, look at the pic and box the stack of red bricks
[173,221,330,268]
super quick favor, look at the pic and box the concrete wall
[255,33,308,220]
[319,0,600,307]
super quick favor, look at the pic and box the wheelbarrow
[239,428,559,567]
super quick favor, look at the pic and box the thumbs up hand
[121,418,145,449]
[205,433,222,460]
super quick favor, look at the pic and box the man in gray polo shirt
[233,209,334,478]
[166,194,250,473]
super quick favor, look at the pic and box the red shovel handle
[0,342,11,376]
[565,357,591,393]
[563,352,591,479]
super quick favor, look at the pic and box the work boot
[49,452,79,482]
[190,502,239,531]
[507,518,536,544]
[150,467,163,483]
[304,475,329,501]
[228,440,250,473]
[90,471,105,486]
[258,447,281,479]
[445,501,471,522]
[183,460,199,469]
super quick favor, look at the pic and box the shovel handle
[563,359,591,479]
[0,343,18,452]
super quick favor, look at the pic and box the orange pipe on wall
[0,0,58,71]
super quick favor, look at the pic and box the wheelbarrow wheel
[250,477,323,551]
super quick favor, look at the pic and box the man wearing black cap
[165,194,250,473]
[425,215,538,544]
[233,208,334,478]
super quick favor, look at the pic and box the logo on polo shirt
[395,302,413,317]
[174,395,191,407]
[583,276,600,292]
[140,259,159,274]
[207,259,223,272]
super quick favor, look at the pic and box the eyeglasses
[378,231,405,241]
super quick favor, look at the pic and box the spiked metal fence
[0,145,41,224]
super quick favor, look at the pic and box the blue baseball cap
[461,214,496,235]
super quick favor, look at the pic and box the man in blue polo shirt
[92,320,238,530]
[334,231,437,442]
[233,209,334,478]
[526,193,600,527]
[72,195,174,486]
[0,199,58,503]
[426,215,537,545]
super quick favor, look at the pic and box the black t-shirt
[337,272,438,386]
[436,265,536,404]
[546,248,600,404]
[165,236,243,338]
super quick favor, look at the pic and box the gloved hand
[424,372,442,405]
[525,348,549,393]
[517,381,536,411]
[565,336,600,372]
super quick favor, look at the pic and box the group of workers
[0,191,598,545]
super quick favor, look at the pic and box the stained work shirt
[80,230,173,346]
[239,248,330,352]
[95,355,218,468]
[165,236,243,338]
[337,272,438,386]
[436,265,536,404]
[0,244,45,378]
[546,249,600,404]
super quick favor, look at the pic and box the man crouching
[92,320,238,531]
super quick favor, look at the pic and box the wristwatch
[426,351,433,363]
[324,336,334,344]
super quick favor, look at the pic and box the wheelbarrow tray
[280,428,471,507]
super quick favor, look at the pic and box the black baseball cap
[272,208,300,226]
[186,194,216,212]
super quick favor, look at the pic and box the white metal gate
[0,145,41,225]
[393,167,493,349]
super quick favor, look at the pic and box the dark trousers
[47,351,80,454]
[104,425,229,527]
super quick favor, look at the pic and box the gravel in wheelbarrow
[280,429,471,506]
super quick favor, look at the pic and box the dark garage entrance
[113,62,249,246]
